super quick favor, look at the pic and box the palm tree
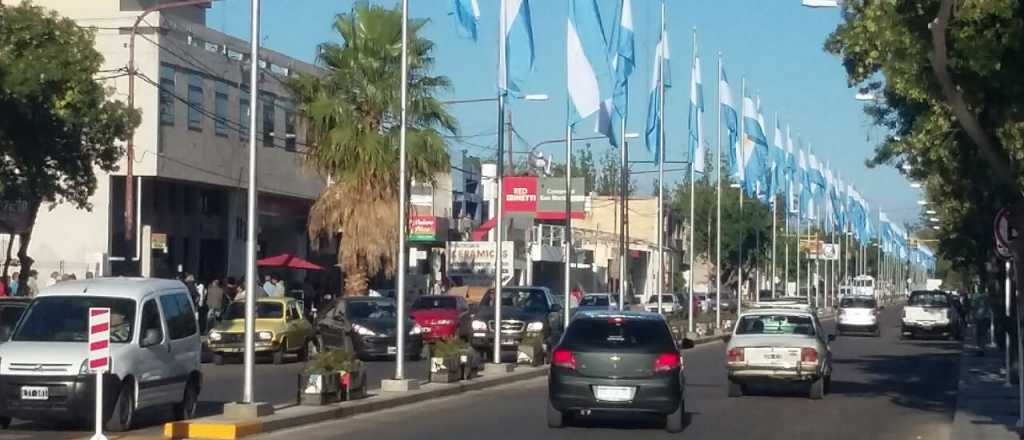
[288,2,455,295]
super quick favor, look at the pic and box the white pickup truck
[901,290,961,340]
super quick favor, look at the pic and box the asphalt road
[0,354,429,438]
[257,307,961,440]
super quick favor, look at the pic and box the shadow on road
[829,346,959,416]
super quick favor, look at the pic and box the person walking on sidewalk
[972,293,992,356]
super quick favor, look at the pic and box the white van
[0,278,202,431]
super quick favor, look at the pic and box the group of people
[185,274,326,333]
[0,269,89,297]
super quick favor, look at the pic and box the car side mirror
[827,334,836,343]
[141,328,162,347]
[550,303,563,313]
[681,338,696,349]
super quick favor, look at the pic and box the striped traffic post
[89,307,110,440]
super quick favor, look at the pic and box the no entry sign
[88,308,110,373]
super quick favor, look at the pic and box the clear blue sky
[208,0,919,225]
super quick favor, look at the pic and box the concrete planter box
[430,356,462,383]
[517,342,546,367]
[299,368,367,405]
[460,349,483,380]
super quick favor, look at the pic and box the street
[258,308,960,440]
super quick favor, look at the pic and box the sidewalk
[953,329,1021,440]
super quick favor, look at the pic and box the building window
[159,65,175,126]
[284,110,296,151]
[214,81,229,137]
[239,94,250,141]
[261,93,275,148]
[187,73,203,131]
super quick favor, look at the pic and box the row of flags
[447,0,933,272]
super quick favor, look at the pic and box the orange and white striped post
[88,307,110,440]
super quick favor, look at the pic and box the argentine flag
[786,126,798,214]
[740,92,767,198]
[597,0,635,147]
[566,0,610,125]
[769,118,785,199]
[688,54,705,174]
[644,28,670,161]
[499,0,535,95]
[720,66,739,182]
[452,0,481,41]
[798,147,811,219]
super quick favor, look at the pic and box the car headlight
[472,320,487,331]
[209,331,222,342]
[410,324,426,335]
[526,321,545,332]
[352,324,377,337]
[258,331,274,341]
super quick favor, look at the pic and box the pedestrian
[183,274,200,306]
[26,271,38,297]
[47,271,59,287]
[272,275,287,298]
[263,275,275,297]
[224,277,240,302]
[973,294,992,356]
[9,272,18,296]
[431,280,444,296]
[0,276,8,297]
[206,279,225,318]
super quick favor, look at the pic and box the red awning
[256,254,324,271]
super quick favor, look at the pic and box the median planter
[517,335,546,367]
[459,348,483,380]
[299,350,367,405]
[429,338,473,383]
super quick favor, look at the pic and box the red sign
[502,176,539,213]
[88,308,111,372]
[409,215,438,241]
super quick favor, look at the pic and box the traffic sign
[994,208,1019,248]
[88,308,110,372]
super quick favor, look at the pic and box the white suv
[0,278,202,431]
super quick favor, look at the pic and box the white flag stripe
[566,20,601,120]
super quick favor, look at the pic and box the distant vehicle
[208,297,318,365]
[725,307,834,399]
[837,296,880,337]
[644,294,683,314]
[0,278,202,431]
[318,297,424,360]
[471,287,564,357]
[547,312,693,432]
[574,293,619,315]
[901,290,961,340]
[851,275,876,299]
[409,295,471,343]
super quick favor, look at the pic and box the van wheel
[105,379,136,432]
[173,377,200,421]
[546,402,565,429]
[273,340,287,365]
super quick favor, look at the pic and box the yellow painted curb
[164,420,262,440]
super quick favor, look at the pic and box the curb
[163,366,548,439]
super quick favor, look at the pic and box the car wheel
[273,339,287,365]
[173,377,200,421]
[665,399,686,433]
[808,378,824,400]
[727,381,743,398]
[105,379,136,432]
[546,402,565,429]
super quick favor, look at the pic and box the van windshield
[13,297,137,343]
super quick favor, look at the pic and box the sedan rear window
[736,314,816,336]
[561,317,675,353]
[647,295,676,304]
[909,292,948,307]
[580,295,610,306]
[840,297,876,309]
[412,297,456,311]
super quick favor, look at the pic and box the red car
[410,295,471,342]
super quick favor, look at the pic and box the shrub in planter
[299,350,367,405]
[430,338,468,383]
[517,334,545,367]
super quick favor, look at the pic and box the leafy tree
[549,144,597,193]
[0,4,139,293]
[288,2,455,295]
[593,148,637,196]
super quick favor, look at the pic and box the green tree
[288,2,455,295]
[0,4,139,293]
[593,149,636,196]
[549,144,597,193]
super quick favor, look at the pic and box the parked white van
[0,278,202,431]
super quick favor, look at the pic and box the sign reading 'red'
[502,176,584,220]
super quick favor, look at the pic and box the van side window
[140,300,163,344]
[160,293,197,340]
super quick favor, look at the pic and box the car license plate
[387,346,397,355]
[21,386,48,401]
[593,386,635,402]
[501,338,516,346]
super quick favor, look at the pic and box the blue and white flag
[740,91,767,198]
[688,53,705,174]
[785,126,798,214]
[452,0,481,41]
[798,147,811,219]
[598,0,635,147]
[499,0,535,95]
[769,117,785,199]
[566,0,610,125]
[644,28,670,161]
[720,65,740,181]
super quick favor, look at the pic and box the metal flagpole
[737,77,745,314]
[394,0,410,379]
[797,212,802,304]
[564,124,573,326]
[620,137,628,310]
[242,0,260,405]
[715,54,723,332]
[686,23,696,333]
[657,3,666,316]
[493,2,506,363]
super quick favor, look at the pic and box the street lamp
[926,209,937,215]
[929,217,940,222]
[910,182,922,189]
[917,200,928,206]
[802,0,841,7]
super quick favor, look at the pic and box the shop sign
[409,215,439,242]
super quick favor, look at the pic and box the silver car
[837,296,880,337]
[725,308,834,399]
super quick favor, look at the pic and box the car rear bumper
[837,322,878,333]
[0,374,120,422]
[548,372,683,414]
[902,321,953,334]
[728,366,822,383]
[420,325,458,342]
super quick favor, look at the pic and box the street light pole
[242,0,260,405]
[394,0,410,381]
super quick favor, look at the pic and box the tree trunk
[2,233,14,278]
[344,269,369,297]
[15,200,41,297]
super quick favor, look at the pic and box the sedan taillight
[801,348,818,363]
[551,349,577,370]
[654,353,681,373]
[727,347,745,363]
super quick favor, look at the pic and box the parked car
[0,297,30,341]
[0,278,202,431]
[208,297,317,365]
[471,287,564,357]
[410,295,471,343]
[725,307,834,399]
[318,297,424,360]
[901,290,962,340]
[644,294,683,314]
[573,293,619,316]
[547,311,693,432]
[837,296,880,337]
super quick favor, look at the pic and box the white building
[20,1,325,282]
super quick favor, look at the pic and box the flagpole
[771,113,778,299]
[242,0,261,405]
[619,132,628,309]
[395,0,410,380]
[715,54,723,332]
[492,2,506,365]
[737,77,745,314]
[797,201,802,303]
[686,24,696,333]
[659,0,667,317]
[564,123,573,327]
